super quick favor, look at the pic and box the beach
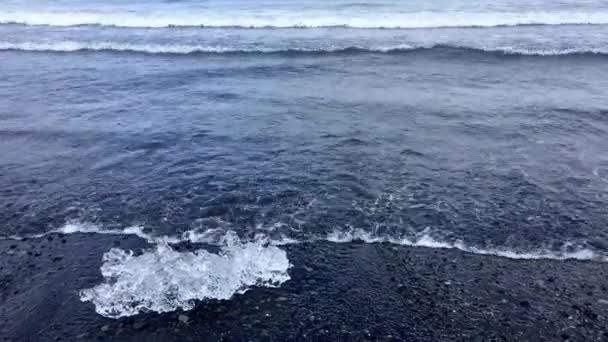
[2,234,608,341]
[1,0,608,340]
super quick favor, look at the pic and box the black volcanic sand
[1,234,608,342]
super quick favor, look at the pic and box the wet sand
[1,234,607,341]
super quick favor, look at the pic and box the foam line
[4,222,605,262]
[0,41,606,56]
[326,229,606,262]
[4,222,605,317]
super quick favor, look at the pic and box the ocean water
[1,0,608,318]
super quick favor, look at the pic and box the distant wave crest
[1,11,608,28]
[1,41,606,57]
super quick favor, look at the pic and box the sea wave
[1,41,606,57]
[1,11,608,28]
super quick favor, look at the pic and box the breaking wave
[1,11,608,28]
[1,41,606,57]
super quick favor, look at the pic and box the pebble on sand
[178,314,190,324]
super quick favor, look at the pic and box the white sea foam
[79,231,291,318]
[4,221,179,244]
[55,221,159,242]
[327,228,607,261]
[56,221,184,244]
[0,41,270,54]
[0,41,605,56]
[1,11,607,28]
[0,41,413,54]
[2,222,291,318]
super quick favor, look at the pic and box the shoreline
[1,234,607,341]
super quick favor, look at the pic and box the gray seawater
[1,0,608,318]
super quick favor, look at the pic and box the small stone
[598,299,608,305]
[583,308,598,320]
[276,297,288,302]
[178,314,190,324]
[133,322,147,330]
[76,333,89,339]
[588,239,608,251]
[100,325,110,333]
